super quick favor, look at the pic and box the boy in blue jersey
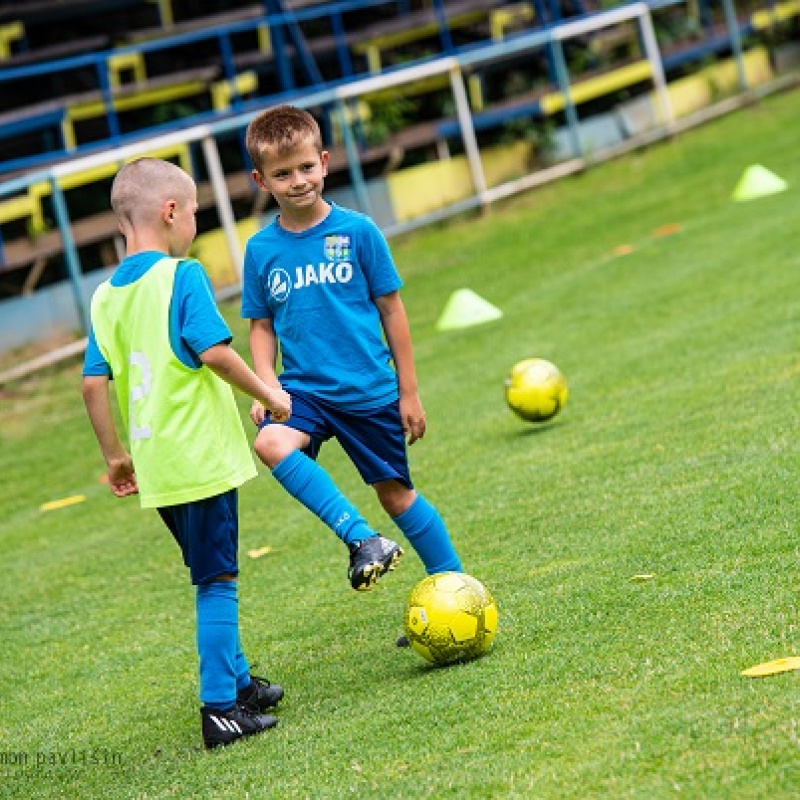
[242,105,463,609]
[81,158,292,749]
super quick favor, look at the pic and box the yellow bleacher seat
[107,51,148,88]
[490,3,535,41]
[60,68,219,150]
[751,0,800,29]
[0,20,23,60]
[257,22,273,57]
[146,0,175,29]
[540,60,654,115]
[211,71,259,111]
[0,194,46,237]
[353,4,492,74]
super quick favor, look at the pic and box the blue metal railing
[0,0,771,347]
[0,0,508,176]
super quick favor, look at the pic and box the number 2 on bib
[129,351,152,441]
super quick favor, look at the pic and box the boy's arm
[199,342,291,422]
[248,318,281,426]
[81,375,139,497]
[375,291,426,445]
[249,318,280,384]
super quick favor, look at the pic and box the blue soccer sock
[196,580,240,711]
[272,450,374,547]
[392,494,462,574]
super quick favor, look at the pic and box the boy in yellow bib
[82,158,291,749]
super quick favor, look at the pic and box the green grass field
[2,86,800,798]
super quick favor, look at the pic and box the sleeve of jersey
[82,328,112,377]
[361,217,403,298]
[176,260,233,356]
[241,243,271,319]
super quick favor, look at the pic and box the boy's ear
[320,150,330,177]
[162,199,177,223]
[251,169,268,191]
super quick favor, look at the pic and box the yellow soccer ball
[404,572,498,666]
[504,358,568,422]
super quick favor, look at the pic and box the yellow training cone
[435,289,502,331]
[732,164,788,202]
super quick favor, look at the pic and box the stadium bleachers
[0,1,536,176]
[0,1,541,293]
[0,0,796,303]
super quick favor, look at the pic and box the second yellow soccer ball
[504,358,568,422]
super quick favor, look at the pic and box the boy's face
[253,138,329,215]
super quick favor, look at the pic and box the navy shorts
[263,390,413,489]
[157,489,239,585]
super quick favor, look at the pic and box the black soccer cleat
[237,674,284,713]
[348,535,403,591]
[201,704,278,750]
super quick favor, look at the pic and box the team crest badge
[325,235,350,261]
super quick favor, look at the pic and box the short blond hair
[246,105,323,174]
[111,158,195,226]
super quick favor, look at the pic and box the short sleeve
[82,328,112,377]
[241,244,270,319]
[359,217,403,299]
[174,259,233,358]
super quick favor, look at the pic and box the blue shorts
[157,489,239,585]
[263,390,413,489]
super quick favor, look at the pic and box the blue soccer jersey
[241,203,403,411]
[83,251,232,377]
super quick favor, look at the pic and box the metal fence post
[334,100,373,216]
[448,65,487,200]
[722,0,748,90]
[201,133,244,284]
[551,37,582,159]
[49,176,91,335]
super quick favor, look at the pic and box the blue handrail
[0,0,407,171]
[0,0,751,182]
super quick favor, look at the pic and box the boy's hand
[107,454,138,497]
[400,392,426,445]
[264,387,292,423]
[250,399,267,426]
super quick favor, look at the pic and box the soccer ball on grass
[403,572,497,665]
[504,357,568,422]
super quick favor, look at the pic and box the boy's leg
[159,495,279,747]
[378,485,463,647]
[255,394,403,590]
[195,579,278,747]
[196,580,283,744]
[196,579,239,712]
[270,448,375,547]
[377,483,462,575]
[271,450,403,590]
[326,401,462,576]
[256,414,375,548]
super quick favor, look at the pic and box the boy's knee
[254,426,296,469]
[254,429,279,469]
[376,481,415,517]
